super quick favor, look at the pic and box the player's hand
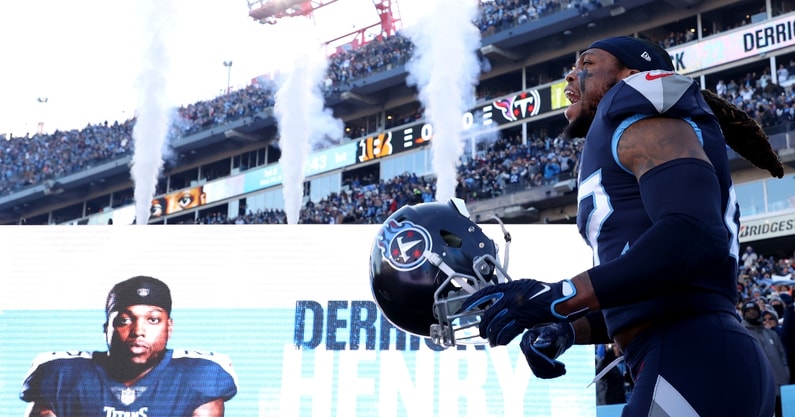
[460,278,584,346]
[520,322,574,379]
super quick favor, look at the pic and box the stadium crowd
[183,131,578,226]
[2,61,791,212]
[0,0,767,198]
[2,65,790,199]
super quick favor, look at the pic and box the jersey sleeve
[172,350,238,402]
[588,158,729,308]
[20,351,93,405]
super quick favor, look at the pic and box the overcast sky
[0,0,426,136]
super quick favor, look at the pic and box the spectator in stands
[542,155,561,185]
[558,147,577,177]
[770,294,788,320]
[764,308,784,337]
[506,166,523,192]
[740,84,755,102]
[776,64,789,84]
[743,301,790,417]
[744,245,760,270]
[715,79,727,97]
[760,68,772,90]
[727,79,739,98]
[526,156,543,186]
[775,258,794,276]
[595,343,628,405]
[757,104,778,127]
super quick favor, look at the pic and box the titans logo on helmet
[376,219,432,271]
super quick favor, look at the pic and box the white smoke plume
[274,17,344,224]
[130,0,178,225]
[462,109,502,163]
[405,0,482,202]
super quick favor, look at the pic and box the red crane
[247,0,402,50]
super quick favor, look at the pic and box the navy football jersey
[21,349,237,417]
[575,71,740,336]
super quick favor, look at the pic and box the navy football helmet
[369,198,512,347]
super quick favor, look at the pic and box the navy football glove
[460,278,585,346]
[520,322,574,379]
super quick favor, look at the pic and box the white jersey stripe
[649,375,700,417]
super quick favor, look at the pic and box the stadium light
[37,97,49,135]
[223,61,233,94]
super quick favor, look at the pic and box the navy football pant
[620,312,775,417]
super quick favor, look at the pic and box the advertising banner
[739,212,795,242]
[355,87,552,164]
[0,224,595,417]
[667,13,795,74]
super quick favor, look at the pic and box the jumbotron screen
[0,224,595,416]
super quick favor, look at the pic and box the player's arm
[463,116,726,345]
[21,352,93,417]
[572,311,611,344]
[26,402,57,417]
[616,116,711,179]
[559,116,722,315]
[192,398,225,417]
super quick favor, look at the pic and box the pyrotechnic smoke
[274,18,344,224]
[405,0,482,202]
[130,0,178,225]
[462,109,502,164]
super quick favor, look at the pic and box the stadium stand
[2,0,793,245]
[0,7,793,227]
[3,0,792,228]
[0,0,791,228]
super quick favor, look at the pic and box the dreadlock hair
[700,88,784,178]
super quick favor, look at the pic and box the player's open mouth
[565,89,579,104]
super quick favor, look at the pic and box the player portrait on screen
[164,186,206,214]
[150,186,207,218]
[150,198,165,218]
[20,276,238,417]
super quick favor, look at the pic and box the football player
[370,35,785,416]
[20,276,237,417]
[461,36,783,416]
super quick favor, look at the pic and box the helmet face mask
[369,198,512,347]
[429,252,512,346]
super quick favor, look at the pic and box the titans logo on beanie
[106,275,172,316]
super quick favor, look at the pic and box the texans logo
[376,219,432,271]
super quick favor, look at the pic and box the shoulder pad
[622,71,691,114]
[23,351,94,385]
[171,350,238,399]
[172,350,236,378]
[30,351,92,367]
